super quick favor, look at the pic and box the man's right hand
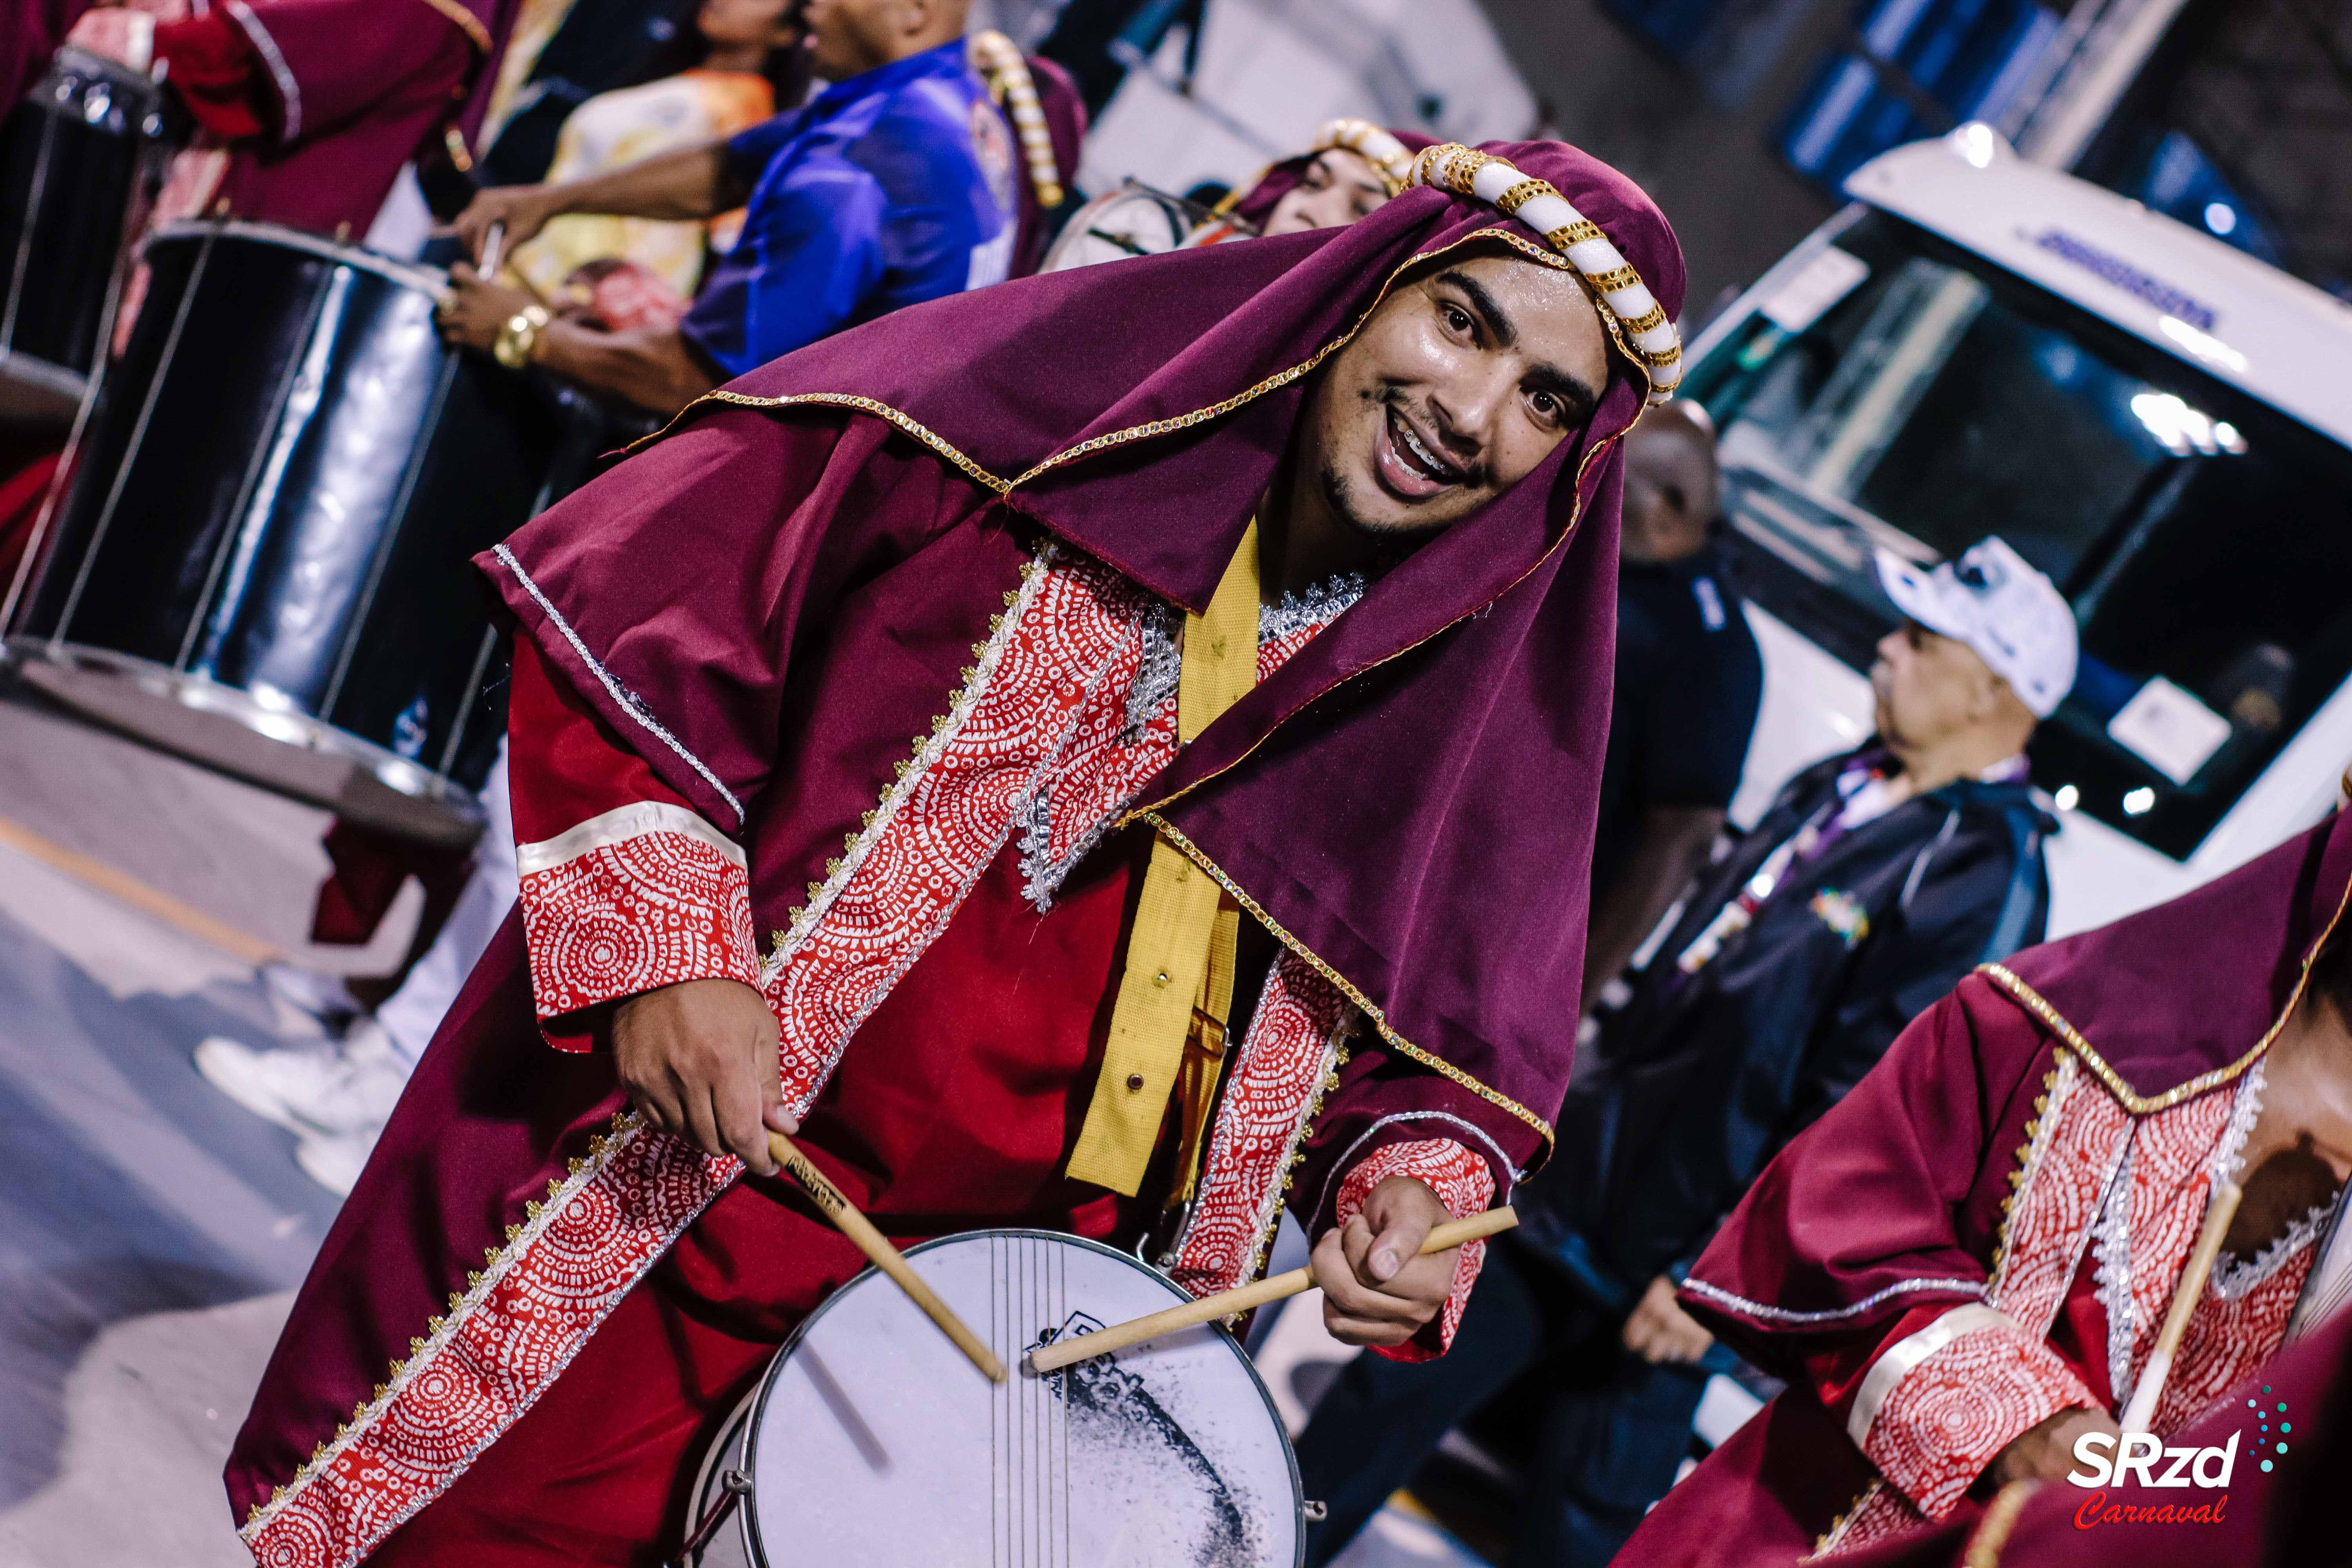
[612,978,791,1176]
[1984,1406,2120,1489]
[447,184,561,262]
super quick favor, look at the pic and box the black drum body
[11,222,575,844]
[0,47,165,424]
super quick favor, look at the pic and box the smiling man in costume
[1624,804,2352,1562]
[223,138,1686,1568]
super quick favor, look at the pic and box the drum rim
[145,220,448,295]
[3,638,490,822]
[42,46,166,104]
[735,1226,1306,1568]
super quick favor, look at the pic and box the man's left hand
[1621,1274,1714,1363]
[435,263,535,354]
[1313,1175,1457,1347]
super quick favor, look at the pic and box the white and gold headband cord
[1310,117,1416,196]
[1406,142,1683,405]
[969,31,1065,211]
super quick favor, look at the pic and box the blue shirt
[679,41,1016,378]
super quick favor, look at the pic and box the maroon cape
[226,136,1682,1553]
[1630,808,2352,1562]
[2,0,93,111]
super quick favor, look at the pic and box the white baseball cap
[1874,537,2078,718]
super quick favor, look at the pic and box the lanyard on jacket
[1065,522,1258,1198]
[1674,766,1889,976]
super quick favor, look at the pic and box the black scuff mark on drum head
[1060,1352,1258,1568]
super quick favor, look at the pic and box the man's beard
[1317,452,1452,543]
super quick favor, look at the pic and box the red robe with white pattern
[1627,811,2352,1563]
[227,416,1532,1568]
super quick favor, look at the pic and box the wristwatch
[492,304,551,370]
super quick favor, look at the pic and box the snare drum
[0,48,169,424]
[1038,182,1218,273]
[8,221,597,845]
[681,1230,1303,1567]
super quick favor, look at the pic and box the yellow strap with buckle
[1064,522,1258,1197]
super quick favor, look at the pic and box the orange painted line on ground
[0,814,283,967]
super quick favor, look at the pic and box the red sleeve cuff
[515,803,762,1049]
[1852,1305,2098,1517]
[154,13,272,140]
[1333,1138,1496,1361]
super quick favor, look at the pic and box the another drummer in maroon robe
[1189,117,1425,247]
[65,0,517,237]
[1625,806,2352,1563]
[223,138,1688,1567]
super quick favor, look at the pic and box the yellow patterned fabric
[510,71,776,301]
[1065,523,1259,1196]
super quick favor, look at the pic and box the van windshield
[1685,210,2352,860]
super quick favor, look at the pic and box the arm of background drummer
[70,0,476,153]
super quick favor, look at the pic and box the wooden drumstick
[2119,1179,2243,1434]
[1027,1207,1519,1374]
[767,1128,1007,1384]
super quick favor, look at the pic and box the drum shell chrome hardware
[9,221,617,844]
[0,47,169,426]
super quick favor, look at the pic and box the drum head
[742,1230,1301,1566]
[1039,189,1195,272]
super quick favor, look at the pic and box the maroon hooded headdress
[1220,119,1433,234]
[492,138,1684,1149]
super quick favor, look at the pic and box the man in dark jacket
[1294,535,2076,1568]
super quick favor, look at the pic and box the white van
[1684,126,2352,939]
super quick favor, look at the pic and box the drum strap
[1065,523,1257,1198]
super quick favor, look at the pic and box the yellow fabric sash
[1065,523,1259,1197]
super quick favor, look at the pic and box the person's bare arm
[436,264,719,415]
[448,142,744,260]
[528,318,718,416]
[1582,803,1723,1011]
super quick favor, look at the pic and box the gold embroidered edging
[1809,1479,1884,1560]
[1985,1058,2069,1301]
[762,549,1051,978]
[1962,1480,2042,1568]
[240,1111,656,1539]
[628,390,1014,494]
[1135,813,1556,1148]
[1252,1021,1352,1289]
[408,0,490,49]
[1979,871,2352,1117]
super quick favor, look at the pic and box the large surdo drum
[0,47,169,424]
[682,1230,1303,1567]
[7,221,601,844]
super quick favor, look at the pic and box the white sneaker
[295,1124,380,1196]
[193,1020,411,1138]
[260,963,362,1035]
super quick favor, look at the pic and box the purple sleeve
[1676,978,2045,1374]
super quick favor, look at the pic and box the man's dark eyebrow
[1437,268,1602,416]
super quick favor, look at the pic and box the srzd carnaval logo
[2062,1388,2292,1529]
